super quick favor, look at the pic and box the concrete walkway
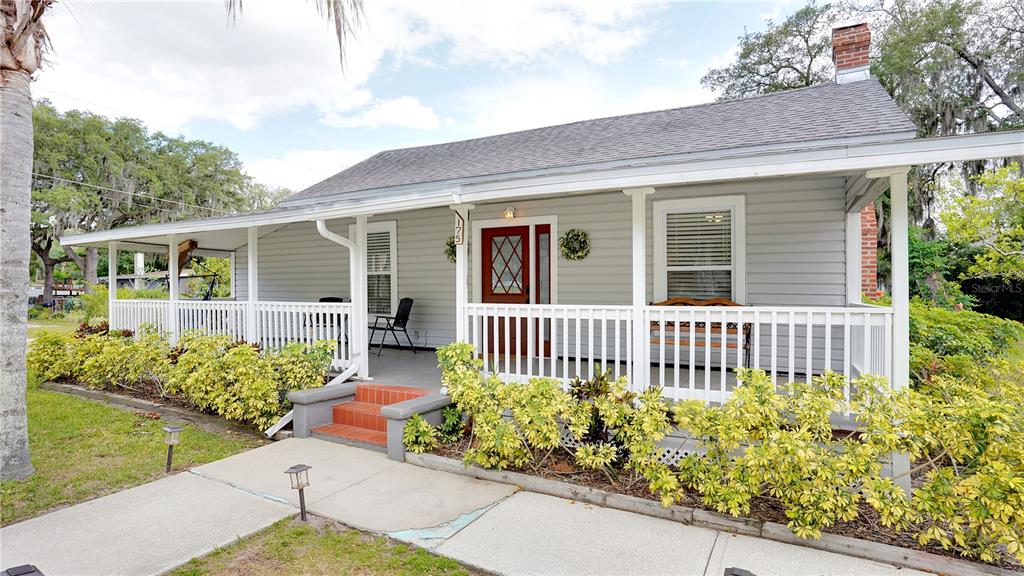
[2,438,933,576]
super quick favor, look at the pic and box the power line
[32,173,233,215]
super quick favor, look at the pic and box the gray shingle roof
[286,79,915,205]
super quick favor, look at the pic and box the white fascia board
[457,130,1024,202]
[62,130,1023,247]
[277,131,915,209]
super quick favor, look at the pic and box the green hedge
[426,342,1024,564]
[910,300,1024,382]
[28,324,333,430]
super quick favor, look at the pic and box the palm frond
[223,0,364,70]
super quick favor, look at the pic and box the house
[61,23,1023,446]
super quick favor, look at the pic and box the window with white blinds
[352,221,398,315]
[654,196,745,302]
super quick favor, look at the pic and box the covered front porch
[97,167,908,402]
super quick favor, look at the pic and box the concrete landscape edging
[406,452,1019,576]
[40,382,260,436]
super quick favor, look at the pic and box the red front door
[482,226,530,356]
[482,226,531,304]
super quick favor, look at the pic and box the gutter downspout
[315,219,364,378]
[264,220,363,439]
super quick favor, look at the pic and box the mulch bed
[433,440,1023,572]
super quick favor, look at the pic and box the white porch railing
[644,305,892,402]
[466,304,634,382]
[110,300,354,369]
[178,301,248,341]
[465,303,893,402]
[111,299,169,333]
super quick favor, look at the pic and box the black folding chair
[304,297,350,353]
[369,298,415,356]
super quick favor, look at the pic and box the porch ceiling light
[162,425,183,473]
[285,464,312,521]
[503,207,515,220]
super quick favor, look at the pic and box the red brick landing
[311,384,430,447]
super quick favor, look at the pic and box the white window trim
[350,220,398,316]
[471,215,558,305]
[653,195,746,304]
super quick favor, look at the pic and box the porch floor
[362,347,443,390]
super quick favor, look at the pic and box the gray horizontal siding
[232,175,851,359]
[650,176,848,306]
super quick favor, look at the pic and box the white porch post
[888,169,912,495]
[108,242,118,328]
[167,235,179,343]
[845,212,861,304]
[246,227,259,343]
[624,187,654,390]
[889,171,910,389]
[133,252,145,290]
[355,215,370,378]
[451,204,474,342]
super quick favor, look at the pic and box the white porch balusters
[451,204,474,342]
[354,216,370,378]
[108,241,118,328]
[167,235,179,343]
[624,187,654,391]
[246,227,259,344]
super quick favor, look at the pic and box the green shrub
[910,300,1024,362]
[269,341,335,402]
[77,330,169,390]
[436,344,668,477]
[435,343,1024,564]
[402,413,439,454]
[80,285,169,321]
[28,305,51,320]
[27,331,75,381]
[437,405,464,443]
[27,329,334,430]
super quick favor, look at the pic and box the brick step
[311,423,387,446]
[355,383,430,406]
[332,401,385,432]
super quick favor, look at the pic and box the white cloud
[246,149,375,191]
[656,56,690,69]
[35,0,660,133]
[454,70,713,136]
[324,96,440,130]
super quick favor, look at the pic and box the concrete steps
[311,384,430,449]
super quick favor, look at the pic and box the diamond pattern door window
[491,235,524,294]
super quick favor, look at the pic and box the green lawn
[27,313,83,339]
[1009,339,1024,364]
[170,517,475,576]
[0,377,265,525]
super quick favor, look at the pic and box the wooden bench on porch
[648,297,752,365]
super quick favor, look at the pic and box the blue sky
[36,1,801,191]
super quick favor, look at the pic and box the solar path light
[162,425,183,473]
[285,464,312,521]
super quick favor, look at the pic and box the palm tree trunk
[0,69,36,480]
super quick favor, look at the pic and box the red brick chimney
[832,22,871,84]
[860,204,879,297]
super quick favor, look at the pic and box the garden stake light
[285,464,312,521]
[162,425,183,473]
